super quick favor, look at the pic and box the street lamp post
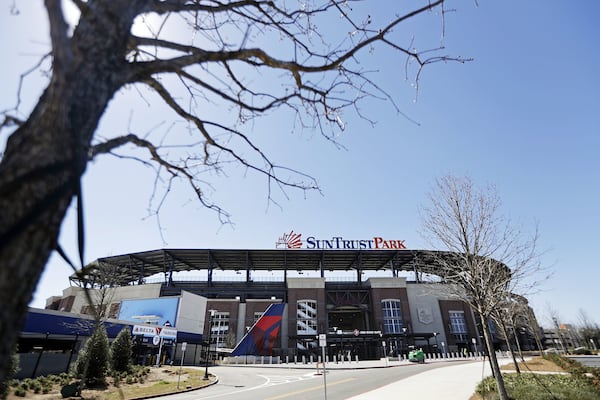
[380,333,388,366]
[433,332,439,355]
[402,327,408,360]
[204,310,216,380]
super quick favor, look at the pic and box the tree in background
[110,328,133,374]
[420,175,546,400]
[74,325,110,387]
[0,0,467,381]
[86,325,110,387]
[577,309,600,352]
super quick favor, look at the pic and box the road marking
[264,378,356,400]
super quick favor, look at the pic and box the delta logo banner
[230,303,285,356]
[275,231,406,250]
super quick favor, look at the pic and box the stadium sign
[276,231,406,250]
[132,325,177,339]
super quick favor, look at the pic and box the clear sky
[2,1,599,329]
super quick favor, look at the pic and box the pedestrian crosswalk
[257,373,318,387]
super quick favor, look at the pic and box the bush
[13,387,26,397]
[573,347,593,355]
[84,325,110,387]
[110,327,133,373]
[477,373,600,400]
[72,325,110,387]
[59,373,70,385]
[72,347,88,378]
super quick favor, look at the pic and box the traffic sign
[319,334,327,347]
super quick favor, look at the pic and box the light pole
[380,333,388,366]
[433,332,439,354]
[204,310,216,380]
[402,327,408,359]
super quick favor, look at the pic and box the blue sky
[2,1,599,328]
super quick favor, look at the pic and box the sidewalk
[347,358,510,400]
[223,356,512,400]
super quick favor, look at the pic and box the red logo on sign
[276,231,303,249]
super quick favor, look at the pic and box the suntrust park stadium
[34,231,540,373]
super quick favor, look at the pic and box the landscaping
[2,326,216,400]
[4,366,215,400]
[473,355,600,400]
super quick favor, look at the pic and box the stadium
[32,233,539,372]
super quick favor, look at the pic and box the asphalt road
[568,355,600,368]
[159,363,458,400]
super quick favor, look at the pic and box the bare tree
[420,175,545,400]
[524,305,545,357]
[546,303,568,352]
[577,309,599,351]
[0,0,466,382]
[491,294,540,373]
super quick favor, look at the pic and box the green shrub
[573,347,593,355]
[477,371,600,399]
[72,347,88,378]
[77,325,110,387]
[13,387,26,397]
[31,381,41,393]
[59,372,70,385]
[110,327,133,373]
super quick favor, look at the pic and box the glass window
[297,300,318,335]
[449,311,468,342]
[382,299,404,334]
[210,311,230,347]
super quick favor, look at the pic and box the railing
[220,351,510,366]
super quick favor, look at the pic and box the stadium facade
[40,238,539,365]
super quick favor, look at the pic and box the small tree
[577,309,600,351]
[72,346,88,379]
[420,175,546,400]
[110,328,132,373]
[78,325,110,387]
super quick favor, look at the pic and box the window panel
[382,299,403,334]
[297,300,317,335]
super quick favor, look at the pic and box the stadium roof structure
[70,248,452,287]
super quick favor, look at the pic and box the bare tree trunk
[526,309,544,357]
[0,0,145,383]
[498,318,520,374]
[513,326,525,362]
[0,88,80,385]
[480,313,510,400]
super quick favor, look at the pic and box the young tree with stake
[420,175,546,400]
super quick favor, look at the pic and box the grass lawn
[6,367,216,400]
[471,356,600,400]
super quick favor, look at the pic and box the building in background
[43,247,542,362]
[19,287,205,378]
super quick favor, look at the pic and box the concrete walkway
[223,356,513,399]
[347,359,500,400]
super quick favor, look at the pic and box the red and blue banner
[230,303,285,356]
